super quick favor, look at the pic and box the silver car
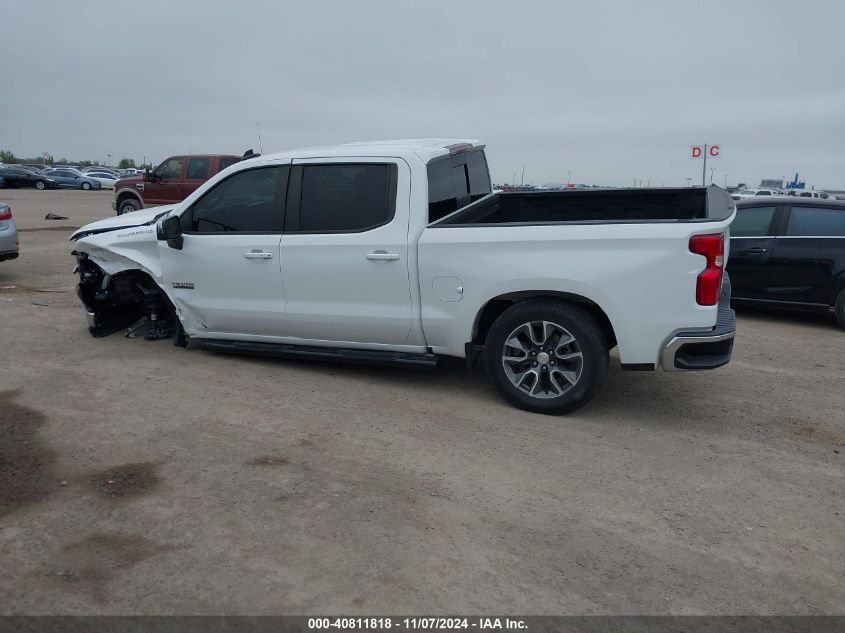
[0,202,19,262]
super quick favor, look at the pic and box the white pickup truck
[71,139,736,414]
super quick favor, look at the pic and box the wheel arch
[115,188,143,205]
[472,291,617,350]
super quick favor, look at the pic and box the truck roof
[259,138,482,164]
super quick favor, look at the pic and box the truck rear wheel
[118,198,141,215]
[484,300,608,415]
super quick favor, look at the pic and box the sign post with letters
[691,144,720,186]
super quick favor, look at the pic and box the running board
[198,339,438,370]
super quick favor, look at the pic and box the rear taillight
[0,206,11,221]
[689,233,724,306]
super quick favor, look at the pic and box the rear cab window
[427,149,491,223]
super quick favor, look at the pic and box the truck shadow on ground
[223,351,719,428]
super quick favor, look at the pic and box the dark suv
[728,198,845,327]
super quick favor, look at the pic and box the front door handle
[366,251,400,261]
[747,246,767,254]
[244,250,274,260]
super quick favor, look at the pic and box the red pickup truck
[112,154,239,215]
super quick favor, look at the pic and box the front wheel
[35,180,46,190]
[117,198,142,215]
[484,300,608,415]
[81,181,91,190]
[835,290,845,329]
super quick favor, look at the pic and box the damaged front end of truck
[70,207,186,345]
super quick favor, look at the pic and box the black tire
[81,181,91,190]
[35,180,46,190]
[484,300,609,415]
[835,290,845,329]
[118,198,142,215]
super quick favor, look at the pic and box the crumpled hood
[70,205,178,241]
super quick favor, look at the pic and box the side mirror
[157,215,183,250]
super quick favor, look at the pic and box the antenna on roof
[256,121,263,155]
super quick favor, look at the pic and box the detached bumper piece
[662,276,736,371]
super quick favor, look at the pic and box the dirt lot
[0,189,842,615]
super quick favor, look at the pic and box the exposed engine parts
[73,251,184,344]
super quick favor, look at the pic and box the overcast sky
[2,0,844,188]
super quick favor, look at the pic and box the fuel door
[432,276,464,302]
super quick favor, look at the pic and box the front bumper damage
[73,251,179,341]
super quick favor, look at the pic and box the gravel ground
[0,189,842,615]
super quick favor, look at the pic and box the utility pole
[107,153,113,167]
[701,143,708,186]
[521,164,525,186]
[513,173,517,186]
[568,169,572,185]
[710,167,715,185]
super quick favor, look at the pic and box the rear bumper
[0,250,19,262]
[661,276,736,371]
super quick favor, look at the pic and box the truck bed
[432,186,733,226]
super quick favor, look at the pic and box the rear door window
[785,206,845,237]
[187,157,211,180]
[219,157,239,171]
[296,164,394,232]
[730,206,776,237]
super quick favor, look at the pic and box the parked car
[84,171,118,189]
[0,202,19,262]
[0,167,58,189]
[731,188,781,201]
[728,198,845,327]
[42,168,102,190]
[112,154,240,215]
[787,189,833,200]
[71,139,736,414]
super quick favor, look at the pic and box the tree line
[0,150,152,170]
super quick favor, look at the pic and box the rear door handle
[366,251,400,261]
[244,250,274,260]
[747,247,767,254]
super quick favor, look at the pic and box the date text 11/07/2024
[307,617,527,630]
